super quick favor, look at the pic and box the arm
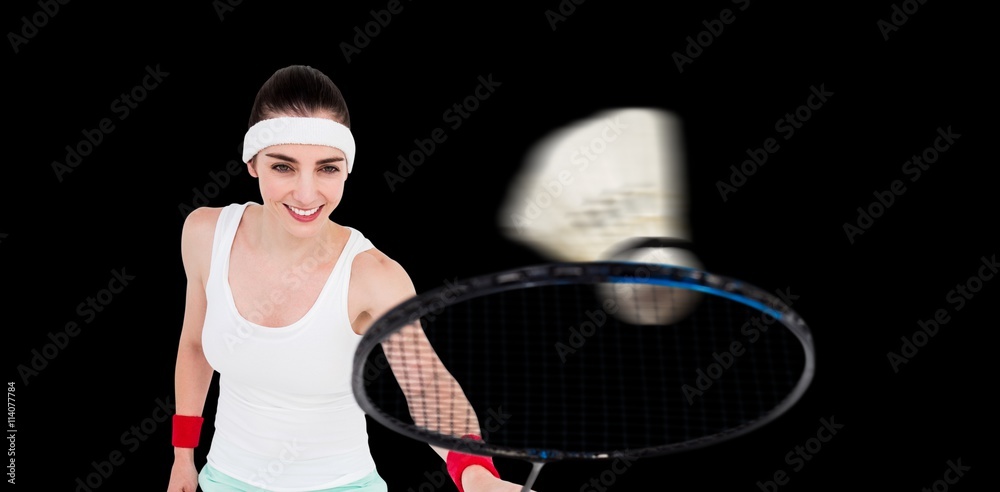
[352,252,532,491]
[167,208,219,491]
[384,322,515,492]
[380,321,482,458]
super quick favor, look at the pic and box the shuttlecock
[498,107,703,325]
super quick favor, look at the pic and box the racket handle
[521,462,544,492]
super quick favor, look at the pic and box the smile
[287,205,320,216]
[284,204,323,222]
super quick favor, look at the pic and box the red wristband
[446,435,500,492]
[172,415,204,448]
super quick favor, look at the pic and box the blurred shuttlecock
[498,107,703,325]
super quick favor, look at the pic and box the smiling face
[248,140,349,238]
[242,65,354,242]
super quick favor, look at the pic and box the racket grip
[446,435,500,492]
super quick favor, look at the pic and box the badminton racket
[352,260,814,491]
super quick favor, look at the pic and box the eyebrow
[263,152,344,165]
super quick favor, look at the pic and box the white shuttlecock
[498,107,703,325]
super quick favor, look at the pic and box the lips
[284,204,322,222]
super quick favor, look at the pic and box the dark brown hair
[248,65,351,128]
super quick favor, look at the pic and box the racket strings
[361,277,809,459]
[379,324,479,438]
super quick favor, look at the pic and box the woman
[166,65,529,492]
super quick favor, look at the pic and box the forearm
[382,323,500,489]
[383,324,482,438]
[175,341,214,416]
[172,340,214,460]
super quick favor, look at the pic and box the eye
[320,165,341,174]
[271,163,292,173]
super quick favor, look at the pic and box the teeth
[288,205,320,216]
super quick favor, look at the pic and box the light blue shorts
[198,463,388,492]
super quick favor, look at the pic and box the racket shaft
[521,462,544,492]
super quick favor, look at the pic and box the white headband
[242,117,356,173]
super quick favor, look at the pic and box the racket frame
[352,261,815,463]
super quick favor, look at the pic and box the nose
[291,172,321,205]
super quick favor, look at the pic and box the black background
[3,1,991,491]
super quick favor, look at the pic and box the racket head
[353,261,815,463]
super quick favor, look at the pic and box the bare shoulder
[351,247,417,317]
[180,207,224,284]
[352,248,414,292]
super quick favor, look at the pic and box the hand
[166,458,199,492]
[462,465,537,492]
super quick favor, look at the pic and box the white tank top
[201,202,377,491]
